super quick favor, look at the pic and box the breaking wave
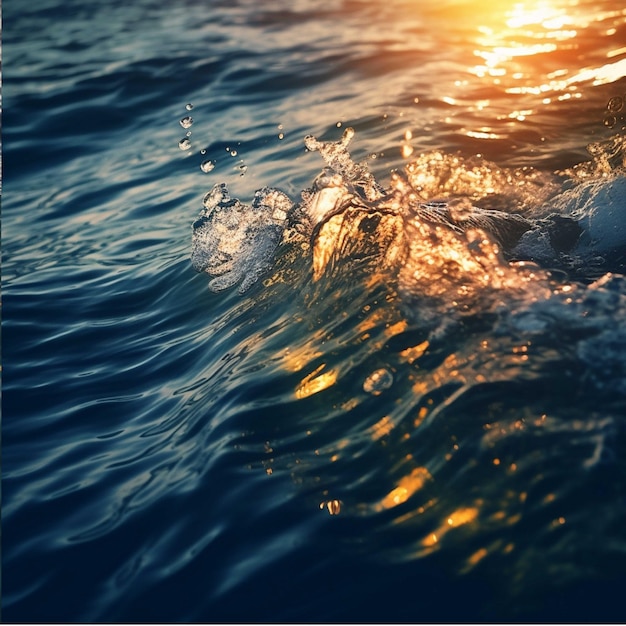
[185,128,626,618]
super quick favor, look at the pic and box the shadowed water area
[3,0,626,622]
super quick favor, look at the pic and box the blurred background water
[3,0,626,622]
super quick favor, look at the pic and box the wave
[182,128,626,619]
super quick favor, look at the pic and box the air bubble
[603,115,617,129]
[363,368,393,395]
[607,96,623,113]
[200,160,215,173]
[185,103,194,111]
[178,137,192,151]
[180,116,193,129]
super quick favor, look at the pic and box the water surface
[3,0,626,621]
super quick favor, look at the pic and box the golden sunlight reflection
[295,364,338,399]
[370,415,395,440]
[398,340,429,364]
[281,338,324,373]
[376,467,433,511]
[421,506,480,548]
[456,0,626,125]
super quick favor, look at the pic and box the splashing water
[191,127,626,304]
[191,183,293,293]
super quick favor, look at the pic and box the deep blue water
[3,0,626,622]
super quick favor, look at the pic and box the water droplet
[178,137,192,151]
[200,148,207,155]
[185,103,194,111]
[200,160,215,173]
[320,499,341,515]
[603,115,617,129]
[336,121,342,128]
[230,150,238,156]
[180,116,193,129]
[238,163,248,176]
[607,96,623,113]
[363,368,393,395]
[186,130,192,137]
[278,133,284,140]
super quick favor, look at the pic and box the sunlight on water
[420,506,479,548]
[378,467,433,510]
[295,364,338,399]
[392,0,626,142]
[455,0,626,94]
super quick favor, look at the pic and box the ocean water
[3,0,626,622]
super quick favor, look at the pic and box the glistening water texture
[3,0,626,621]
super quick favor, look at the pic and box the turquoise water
[3,0,626,621]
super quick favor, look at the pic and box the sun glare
[505,0,578,29]
[469,0,580,83]
[455,0,626,126]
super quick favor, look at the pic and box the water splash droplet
[363,368,393,395]
[320,500,342,515]
[607,96,623,113]
[402,144,414,158]
[230,150,238,157]
[603,115,617,129]
[200,149,207,155]
[180,116,193,129]
[178,137,192,151]
[200,160,215,173]
[185,103,194,111]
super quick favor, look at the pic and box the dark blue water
[4,0,626,622]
